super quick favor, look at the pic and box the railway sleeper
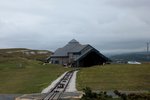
[57,84,65,88]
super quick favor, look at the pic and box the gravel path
[65,71,78,92]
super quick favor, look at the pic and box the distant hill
[110,52,150,62]
[0,48,53,62]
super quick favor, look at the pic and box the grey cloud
[0,0,150,54]
[107,0,150,8]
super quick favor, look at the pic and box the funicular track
[42,70,75,100]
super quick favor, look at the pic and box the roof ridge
[68,39,79,43]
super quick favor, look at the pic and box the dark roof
[51,39,87,57]
[74,46,110,62]
[75,47,93,61]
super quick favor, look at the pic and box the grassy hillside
[0,48,70,94]
[77,64,150,91]
[0,59,70,93]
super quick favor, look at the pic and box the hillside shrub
[81,87,112,100]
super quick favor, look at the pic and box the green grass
[77,64,150,91]
[0,58,70,93]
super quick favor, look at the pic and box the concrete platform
[60,92,83,100]
[15,92,83,100]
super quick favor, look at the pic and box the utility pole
[147,42,150,53]
[146,42,150,60]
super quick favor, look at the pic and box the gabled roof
[51,39,88,57]
[75,47,111,62]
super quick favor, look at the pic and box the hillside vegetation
[0,48,53,62]
[0,59,69,93]
[77,64,150,91]
[0,48,70,93]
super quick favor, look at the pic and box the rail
[42,70,75,100]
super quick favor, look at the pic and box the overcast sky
[0,0,150,54]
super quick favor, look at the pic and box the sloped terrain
[0,48,71,94]
[0,48,53,62]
